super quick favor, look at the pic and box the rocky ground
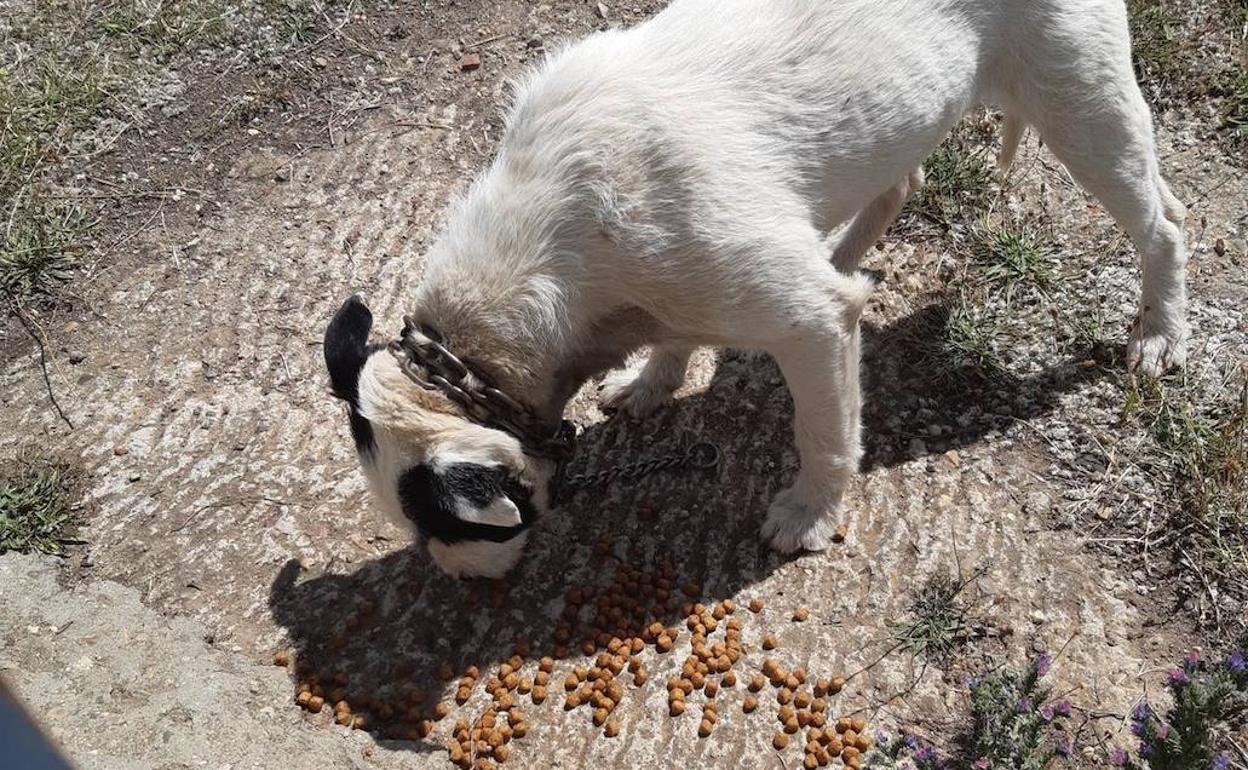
[1,0,1245,768]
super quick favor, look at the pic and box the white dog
[324,0,1188,578]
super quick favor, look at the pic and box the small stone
[460,53,482,71]
[526,36,544,49]
[313,56,328,68]
[274,167,290,182]
[1023,491,1052,516]
[1029,609,1047,625]
[68,352,86,364]
[595,2,609,19]
[113,446,129,456]
[1213,238,1225,257]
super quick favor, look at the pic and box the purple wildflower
[1212,754,1231,770]
[876,730,889,745]
[1056,738,1073,757]
[1131,720,1147,737]
[1155,723,1170,741]
[1018,697,1033,713]
[974,758,991,769]
[1055,700,1073,717]
[1228,650,1246,674]
[1167,668,1190,686]
[1040,704,1055,722]
[1132,702,1151,721]
[1183,650,1201,671]
[915,744,937,761]
[905,733,919,749]
[1140,741,1154,758]
[1033,653,1052,677]
[1110,748,1127,766]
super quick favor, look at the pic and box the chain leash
[556,440,720,498]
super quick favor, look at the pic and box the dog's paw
[761,486,838,554]
[1127,324,1187,378]
[599,368,675,419]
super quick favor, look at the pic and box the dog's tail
[997,114,1026,174]
[834,270,875,327]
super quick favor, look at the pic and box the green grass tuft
[0,459,80,556]
[971,221,1056,295]
[918,295,1010,383]
[906,126,995,230]
[893,566,987,664]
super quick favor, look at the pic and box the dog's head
[323,296,555,578]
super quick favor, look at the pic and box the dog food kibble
[829,677,846,694]
[273,650,290,667]
[774,732,790,750]
[792,607,809,622]
[777,688,793,705]
[307,695,324,714]
[762,634,778,650]
[723,671,737,688]
[705,680,719,698]
[434,702,451,720]
[531,685,547,704]
[749,598,765,613]
[850,716,866,733]
[832,523,848,543]
[743,694,759,713]
[670,699,687,716]
[749,673,766,692]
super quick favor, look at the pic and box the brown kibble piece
[829,677,845,694]
[832,523,848,542]
[670,700,686,716]
[835,718,852,733]
[792,607,809,622]
[749,598,764,613]
[532,685,547,704]
[855,733,872,751]
[705,680,719,698]
[763,634,778,650]
[773,733,790,750]
[434,702,450,719]
[777,688,793,705]
[273,650,290,667]
[307,695,324,713]
[804,755,818,770]
[785,716,800,734]
[749,674,766,692]
[743,694,759,713]
[794,690,812,708]
[723,671,737,687]
[512,721,528,738]
[699,719,713,737]
[851,717,866,733]
[296,690,312,706]
[593,707,608,726]
[494,745,510,762]
[605,719,621,738]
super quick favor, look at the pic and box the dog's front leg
[761,309,865,553]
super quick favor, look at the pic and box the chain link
[557,440,720,496]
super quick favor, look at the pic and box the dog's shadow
[267,300,1107,746]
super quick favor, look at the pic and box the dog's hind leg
[1018,20,1187,375]
[600,344,693,418]
[830,168,924,272]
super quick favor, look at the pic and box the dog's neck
[408,290,657,429]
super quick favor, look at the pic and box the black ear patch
[397,463,536,543]
[324,295,374,404]
[324,295,381,454]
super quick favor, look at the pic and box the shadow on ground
[267,300,1110,746]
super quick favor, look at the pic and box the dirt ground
[1,1,1246,768]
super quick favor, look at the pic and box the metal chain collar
[388,316,722,493]
[388,317,575,459]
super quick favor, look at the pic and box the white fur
[374,0,1187,565]
[427,532,530,579]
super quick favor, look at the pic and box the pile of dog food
[276,540,868,769]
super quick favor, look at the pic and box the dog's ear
[324,295,374,402]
